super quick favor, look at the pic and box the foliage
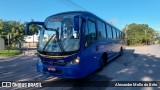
[27,19,41,35]
[0,19,40,47]
[0,19,25,47]
[0,50,22,57]
[158,38,160,44]
[123,23,158,46]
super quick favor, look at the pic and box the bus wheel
[98,55,107,71]
[119,47,123,56]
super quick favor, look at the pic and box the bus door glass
[83,19,99,71]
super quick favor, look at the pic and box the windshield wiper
[58,41,65,52]
[42,33,55,52]
[42,28,65,52]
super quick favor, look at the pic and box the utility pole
[7,34,11,46]
[124,25,128,45]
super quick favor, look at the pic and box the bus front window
[38,14,81,53]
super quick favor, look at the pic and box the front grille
[42,61,66,66]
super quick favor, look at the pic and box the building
[0,38,5,51]
[24,35,39,47]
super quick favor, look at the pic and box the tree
[0,20,25,47]
[123,23,156,46]
[29,19,41,35]
[10,21,25,47]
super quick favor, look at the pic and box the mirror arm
[25,22,45,35]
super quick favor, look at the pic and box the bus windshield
[38,14,81,53]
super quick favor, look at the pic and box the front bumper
[37,61,85,79]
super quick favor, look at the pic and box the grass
[0,50,22,57]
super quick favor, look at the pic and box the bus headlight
[73,57,80,64]
[67,57,80,65]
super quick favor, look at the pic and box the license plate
[48,66,56,71]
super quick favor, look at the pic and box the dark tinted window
[119,31,122,39]
[106,24,112,38]
[101,22,106,38]
[122,33,125,39]
[121,32,124,39]
[85,20,96,46]
[116,30,120,39]
[97,20,106,39]
[112,28,117,39]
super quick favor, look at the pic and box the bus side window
[112,28,117,39]
[85,20,96,47]
[120,32,122,39]
[123,33,125,39]
[120,31,122,39]
[97,20,106,39]
[119,31,121,39]
[106,24,113,38]
[117,30,120,39]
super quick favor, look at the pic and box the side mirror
[25,22,44,35]
[74,16,80,31]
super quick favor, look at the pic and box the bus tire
[98,54,107,71]
[98,58,104,71]
[119,47,123,56]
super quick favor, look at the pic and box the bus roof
[47,11,122,31]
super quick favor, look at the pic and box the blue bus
[26,11,125,79]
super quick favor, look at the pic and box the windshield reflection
[38,15,80,53]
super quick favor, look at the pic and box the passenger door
[83,19,99,72]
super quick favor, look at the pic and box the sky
[0,0,160,31]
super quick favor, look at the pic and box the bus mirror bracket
[74,15,83,31]
[85,42,88,47]
[25,22,45,35]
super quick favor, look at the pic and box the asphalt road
[0,45,160,90]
